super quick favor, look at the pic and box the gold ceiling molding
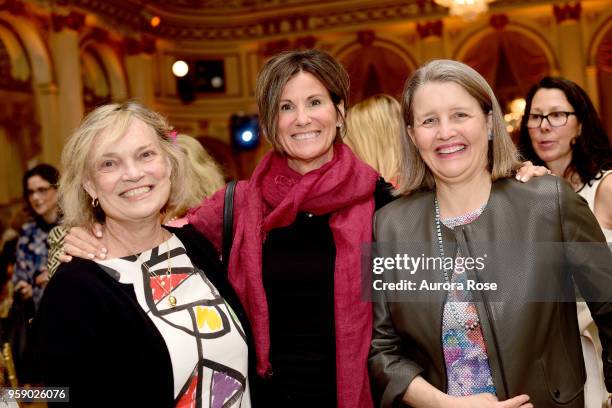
[145,0,353,16]
[57,0,553,41]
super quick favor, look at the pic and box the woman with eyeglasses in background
[10,164,60,382]
[518,77,612,408]
[14,164,60,310]
[518,77,612,239]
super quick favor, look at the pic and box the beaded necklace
[434,198,484,331]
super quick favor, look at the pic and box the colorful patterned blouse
[441,207,496,396]
[14,219,55,310]
[96,234,250,407]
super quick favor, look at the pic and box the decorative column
[417,20,444,62]
[49,11,85,143]
[35,82,61,166]
[554,3,585,87]
[124,36,156,107]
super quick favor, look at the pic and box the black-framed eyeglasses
[526,111,576,129]
[27,185,54,198]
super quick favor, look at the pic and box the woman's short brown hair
[59,101,189,228]
[255,49,349,152]
[395,59,522,195]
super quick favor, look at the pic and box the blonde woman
[46,134,225,273]
[33,102,250,407]
[165,134,225,226]
[345,94,403,186]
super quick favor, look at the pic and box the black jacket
[33,225,251,407]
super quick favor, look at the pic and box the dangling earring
[91,197,99,208]
[488,130,493,141]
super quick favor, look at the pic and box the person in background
[369,59,612,408]
[34,102,250,407]
[9,164,60,383]
[518,76,612,408]
[518,76,612,240]
[164,133,225,226]
[0,207,27,362]
[0,212,16,317]
[0,214,15,320]
[14,164,60,311]
[345,94,404,187]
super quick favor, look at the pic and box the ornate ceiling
[53,0,550,41]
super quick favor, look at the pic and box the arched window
[339,43,414,106]
[459,29,552,113]
[0,22,40,202]
[81,46,112,112]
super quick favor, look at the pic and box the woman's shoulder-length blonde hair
[345,94,403,182]
[395,59,522,196]
[59,101,189,228]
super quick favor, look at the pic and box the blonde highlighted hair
[59,101,189,228]
[345,94,403,182]
[395,59,522,195]
[164,134,225,222]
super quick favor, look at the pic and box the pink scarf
[189,144,377,407]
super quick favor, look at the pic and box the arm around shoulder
[186,182,245,252]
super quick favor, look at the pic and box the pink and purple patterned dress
[441,207,496,396]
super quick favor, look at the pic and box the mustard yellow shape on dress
[196,306,222,331]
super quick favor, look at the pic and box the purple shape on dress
[211,371,242,408]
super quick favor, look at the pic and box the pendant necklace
[434,198,480,331]
[141,239,177,307]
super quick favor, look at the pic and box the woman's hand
[515,160,550,182]
[451,393,532,408]
[402,377,532,408]
[35,269,50,287]
[59,224,107,262]
[14,280,33,300]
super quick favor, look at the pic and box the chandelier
[433,0,496,20]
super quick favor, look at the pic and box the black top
[33,225,251,408]
[256,178,394,406]
[262,211,338,405]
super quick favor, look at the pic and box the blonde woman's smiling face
[84,118,172,225]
